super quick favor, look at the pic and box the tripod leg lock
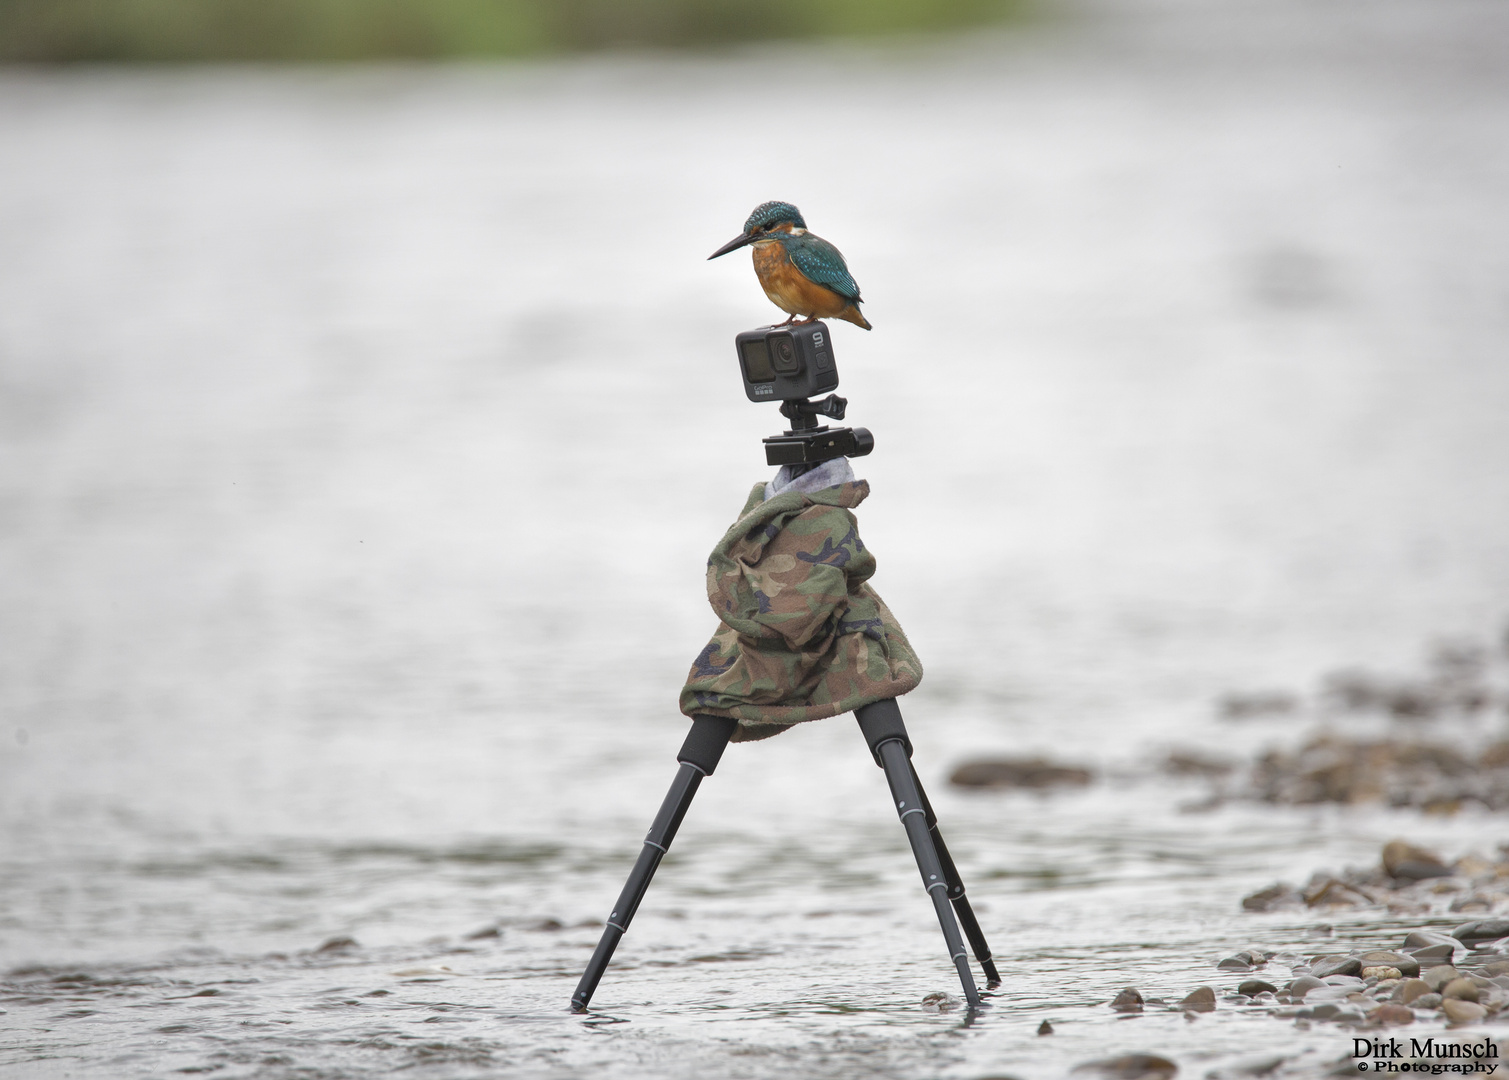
[678,715,738,774]
[855,698,912,767]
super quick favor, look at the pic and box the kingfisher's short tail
[839,303,872,331]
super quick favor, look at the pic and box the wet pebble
[1393,978,1433,1004]
[921,992,958,1011]
[1217,949,1268,971]
[1311,955,1361,979]
[1382,840,1452,881]
[1360,950,1420,978]
[1241,883,1302,912]
[1179,986,1216,1013]
[1442,977,1480,1002]
[1442,998,1488,1024]
[948,758,1093,789]
[1423,965,1460,991]
[1071,1053,1178,1079]
[1369,1003,1415,1025]
[1413,992,1443,1009]
[1454,919,1509,947]
[1110,987,1144,1012]
[1404,929,1459,951]
[1037,1019,1053,1035]
[1237,979,1277,996]
[1299,1002,1367,1026]
[316,936,359,953]
[1288,976,1324,998]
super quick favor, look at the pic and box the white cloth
[763,456,857,501]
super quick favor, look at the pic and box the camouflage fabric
[679,480,923,742]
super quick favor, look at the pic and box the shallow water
[2,0,1509,1076]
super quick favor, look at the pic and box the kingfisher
[708,201,872,330]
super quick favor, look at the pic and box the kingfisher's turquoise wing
[786,234,862,302]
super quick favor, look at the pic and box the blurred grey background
[1,0,1507,1076]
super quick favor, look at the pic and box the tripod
[571,325,997,1011]
[569,698,1000,1012]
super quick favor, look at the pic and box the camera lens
[770,334,801,375]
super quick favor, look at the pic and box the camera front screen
[741,338,775,382]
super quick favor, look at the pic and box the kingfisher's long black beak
[708,231,755,260]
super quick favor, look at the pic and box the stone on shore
[1369,1003,1415,1025]
[1442,999,1488,1024]
[1403,930,1459,951]
[1310,955,1362,979]
[1179,986,1216,1012]
[1359,950,1420,978]
[1423,965,1460,991]
[1241,883,1302,912]
[1288,976,1325,999]
[1441,977,1480,1002]
[1071,1054,1178,1079]
[1110,987,1145,1012]
[1393,978,1433,1004]
[1453,919,1509,947]
[1216,948,1269,971]
[1382,840,1452,881]
[949,758,1093,789]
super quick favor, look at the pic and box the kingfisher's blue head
[708,200,807,260]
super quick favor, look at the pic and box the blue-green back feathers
[785,233,861,302]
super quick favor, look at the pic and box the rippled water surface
[3,0,1509,1076]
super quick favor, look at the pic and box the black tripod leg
[570,715,737,1013]
[910,763,1001,988]
[856,700,981,1007]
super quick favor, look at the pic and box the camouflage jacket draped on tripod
[679,480,922,742]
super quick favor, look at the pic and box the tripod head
[732,321,875,467]
[764,393,875,466]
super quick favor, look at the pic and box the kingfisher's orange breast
[751,241,851,319]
